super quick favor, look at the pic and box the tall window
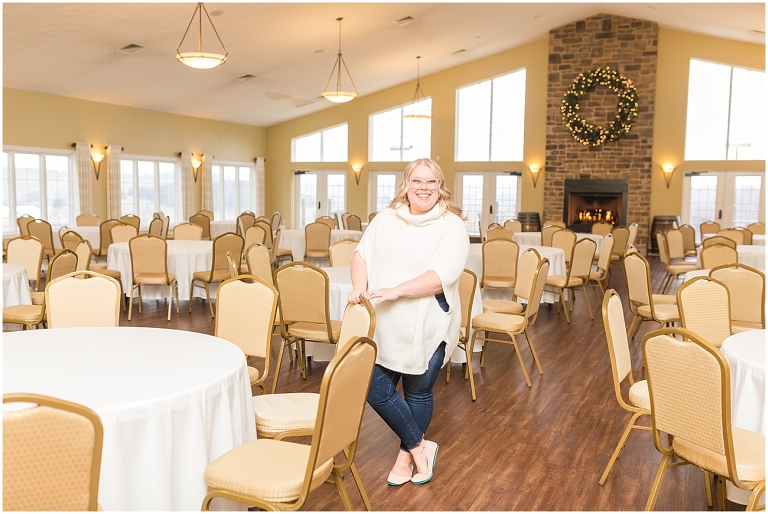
[292,124,348,162]
[369,171,404,214]
[2,149,78,233]
[685,59,765,160]
[211,163,256,220]
[456,69,526,162]
[455,171,521,236]
[120,157,179,226]
[369,99,432,162]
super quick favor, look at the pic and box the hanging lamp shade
[176,3,228,69]
[404,56,431,119]
[322,17,358,103]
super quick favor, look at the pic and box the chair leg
[559,287,571,323]
[582,285,594,320]
[644,453,671,511]
[445,362,450,383]
[718,476,727,511]
[299,340,307,379]
[510,335,531,387]
[343,446,372,511]
[523,328,543,375]
[467,332,479,401]
[747,481,766,511]
[204,282,214,318]
[331,468,354,511]
[479,332,488,368]
[703,470,713,508]
[271,339,287,394]
[167,284,173,321]
[599,410,647,485]
[189,279,195,312]
[128,284,135,321]
[137,284,143,314]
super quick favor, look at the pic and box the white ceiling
[4,2,764,127]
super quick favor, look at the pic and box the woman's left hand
[366,287,401,305]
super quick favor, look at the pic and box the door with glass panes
[682,171,765,241]
[455,171,521,237]
[369,171,404,216]
[293,170,346,229]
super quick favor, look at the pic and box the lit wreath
[560,67,639,147]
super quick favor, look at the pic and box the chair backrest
[209,233,245,278]
[551,229,577,263]
[716,228,744,246]
[236,212,256,236]
[611,226,630,257]
[624,251,653,308]
[592,221,612,237]
[679,224,697,252]
[46,248,78,283]
[305,222,332,255]
[160,216,171,239]
[255,220,273,249]
[656,232,671,267]
[596,233,615,272]
[270,211,281,232]
[110,223,138,244]
[641,327,745,487]
[340,212,351,229]
[568,237,597,279]
[315,216,337,229]
[665,229,687,261]
[522,257,550,324]
[677,277,732,347]
[74,241,93,271]
[513,248,541,303]
[225,251,239,279]
[543,220,566,228]
[245,243,274,284]
[503,219,522,234]
[189,214,211,240]
[129,234,170,278]
[368,212,377,222]
[17,214,35,236]
[46,270,121,328]
[627,223,639,246]
[486,227,513,241]
[270,228,282,265]
[275,261,332,329]
[710,263,765,328]
[700,221,721,237]
[7,236,44,286]
[541,225,562,246]
[173,222,203,241]
[244,224,267,251]
[3,393,103,511]
[735,227,753,245]
[457,269,477,345]
[329,238,358,267]
[346,214,362,231]
[27,219,54,256]
[337,297,376,353]
[602,290,636,410]
[215,275,278,365]
[700,244,738,269]
[148,217,163,236]
[61,229,84,251]
[702,235,737,249]
[198,210,214,220]
[746,222,765,235]
[98,219,122,254]
[75,214,99,227]
[481,238,519,288]
[119,214,140,230]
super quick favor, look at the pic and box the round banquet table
[512,232,603,254]
[208,221,236,239]
[721,329,766,504]
[107,240,213,301]
[53,225,101,250]
[3,327,256,511]
[279,228,362,267]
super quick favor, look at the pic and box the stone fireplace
[564,179,628,232]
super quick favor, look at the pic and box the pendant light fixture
[404,56,431,119]
[322,17,358,103]
[176,3,228,69]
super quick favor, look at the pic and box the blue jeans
[367,341,446,451]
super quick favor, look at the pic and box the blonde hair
[388,158,464,218]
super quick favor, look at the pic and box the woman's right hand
[348,288,367,304]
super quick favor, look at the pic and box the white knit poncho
[356,203,470,374]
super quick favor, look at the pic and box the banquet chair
[710,263,765,332]
[588,232,615,306]
[340,212,350,229]
[270,211,281,232]
[598,289,651,486]
[198,209,214,220]
[17,214,34,236]
[445,270,478,397]
[678,224,698,257]
[642,327,765,511]
[93,219,121,260]
[202,336,377,512]
[717,228,745,246]
[504,219,523,234]
[483,248,540,315]
[46,271,121,328]
[480,238,519,295]
[700,221,721,238]
[657,232,698,294]
[609,226,630,265]
[119,214,140,231]
[478,220,488,242]
[160,215,171,239]
[346,214,362,231]
[255,219,274,249]
[551,228,577,265]
[272,228,293,268]
[147,217,163,236]
[541,225,562,246]
[702,235,737,249]
[273,261,341,391]
[74,240,125,311]
[368,212,377,222]
[226,251,239,279]
[746,222,765,235]
[627,223,639,247]
[543,220,566,228]
[676,276,731,348]
[61,229,84,251]
[109,223,138,244]
[304,221,332,262]
[624,251,680,340]
[215,275,278,394]
[468,257,549,391]
[58,225,72,245]
[75,213,99,226]
[3,393,103,511]
[251,298,375,510]
[246,244,274,284]
[592,221,612,237]
[329,238,358,267]
[315,215,337,229]
[243,225,267,265]
[190,232,244,318]
[129,234,179,321]
[6,235,44,291]
[486,227,513,241]
[700,244,738,270]
[2,299,46,330]
[236,212,256,236]
[27,219,55,263]
[545,237,597,323]
[736,227,753,245]
[30,248,78,306]
[189,213,211,240]
[173,222,203,241]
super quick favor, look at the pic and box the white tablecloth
[53,225,101,250]
[703,233,766,246]
[512,232,603,254]
[209,221,236,239]
[736,245,765,270]
[3,264,32,331]
[3,327,256,511]
[280,229,362,267]
[107,240,213,301]
[721,329,766,503]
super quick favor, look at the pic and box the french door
[369,170,403,214]
[455,171,521,236]
[682,171,764,241]
[293,170,346,229]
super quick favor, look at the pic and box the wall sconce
[351,164,363,186]
[191,156,202,182]
[661,164,676,189]
[528,164,541,188]
[91,152,105,180]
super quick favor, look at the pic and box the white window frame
[3,146,79,235]
[368,170,404,214]
[291,123,349,162]
[454,170,523,236]
[211,161,258,221]
[368,99,432,162]
[119,154,181,228]
[292,170,346,229]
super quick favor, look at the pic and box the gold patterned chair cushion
[731,321,763,333]
[651,294,677,305]
[637,303,679,322]
[192,269,228,282]
[287,320,342,341]
[482,276,515,288]
[3,305,44,324]
[628,380,650,410]
[135,272,176,285]
[482,299,524,314]
[471,312,525,332]
[252,393,319,436]
[668,263,699,274]
[545,275,583,288]
[673,427,765,482]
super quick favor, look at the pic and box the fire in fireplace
[563,179,629,233]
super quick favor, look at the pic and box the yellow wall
[3,88,267,222]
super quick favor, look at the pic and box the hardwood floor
[119,256,732,511]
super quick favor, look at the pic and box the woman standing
[348,158,469,486]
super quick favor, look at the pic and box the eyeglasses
[410,178,439,190]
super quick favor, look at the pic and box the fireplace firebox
[563,179,629,233]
